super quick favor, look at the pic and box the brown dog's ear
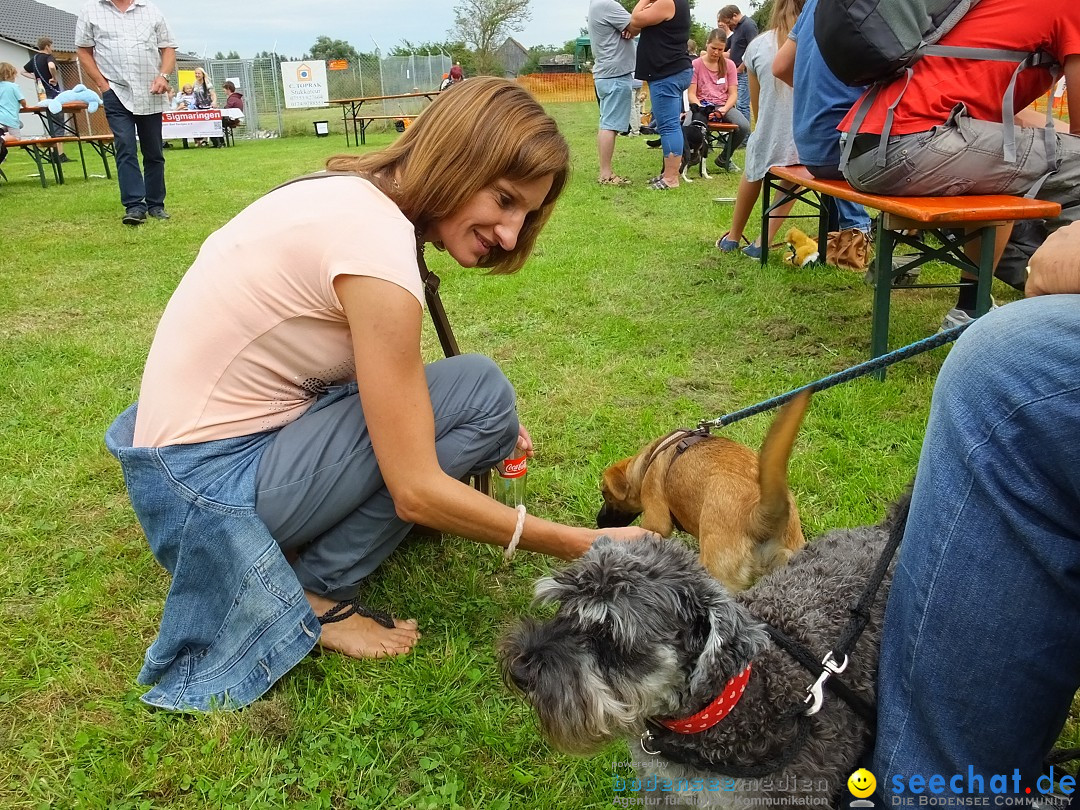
[603,462,632,502]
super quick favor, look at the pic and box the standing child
[0,62,27,140]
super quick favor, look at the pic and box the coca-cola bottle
[491,454,528,507]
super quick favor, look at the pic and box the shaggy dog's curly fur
[499,495,908,808]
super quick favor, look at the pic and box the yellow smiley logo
[848,768,877,798]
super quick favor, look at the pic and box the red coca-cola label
[500,455,528,478]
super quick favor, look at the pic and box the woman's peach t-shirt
[133,175,425,447]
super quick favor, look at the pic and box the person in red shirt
[222,80,243,112]
[839,0,1079,326]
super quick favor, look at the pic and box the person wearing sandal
[716,0,805,260]
[589,0,638,187]
[104,78,653,712]
[631,0,692,189]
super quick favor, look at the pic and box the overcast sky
[49,0,735,58]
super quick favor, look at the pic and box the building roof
[0,0,79,52]
[497,37,529,57]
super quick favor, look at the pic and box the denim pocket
[189,542,303,682]
[851,152,918,190]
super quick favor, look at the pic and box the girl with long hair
[716,0,805,258]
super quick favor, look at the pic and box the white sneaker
[939,301,999,331]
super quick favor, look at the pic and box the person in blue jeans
[632,0,692,190]
[873,220,1080,796]
[717,5,757,135]
[75,0,176,226]
[771,0,871,236]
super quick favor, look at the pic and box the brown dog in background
[596,391,810,591]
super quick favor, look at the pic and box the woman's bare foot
[306,591,421,659]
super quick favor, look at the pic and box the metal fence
[53,55,598,140]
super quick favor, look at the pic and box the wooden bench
[80,134,115,180]
[348,115,411,144]
[3,134,115,187]
[329,91,439,146]
[5,136,79,187]
[760,165,1060,376]
[706,121,737,155]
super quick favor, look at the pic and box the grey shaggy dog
[499,495,908,808]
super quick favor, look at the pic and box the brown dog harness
[640,427,712,533]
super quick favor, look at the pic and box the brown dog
[596,391,809,591]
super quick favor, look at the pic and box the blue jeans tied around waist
[105,404,319,711]
[105,355,519,711]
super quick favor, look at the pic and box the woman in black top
[632,0,692,189]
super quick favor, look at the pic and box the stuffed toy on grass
[784,227,820,268]
[46,84,102,114]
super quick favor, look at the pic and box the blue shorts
[595,75,632,133]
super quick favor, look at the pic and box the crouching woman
[106,77,650,711]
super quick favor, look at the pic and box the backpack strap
[268,171,463,359]
[841,48,1059,175]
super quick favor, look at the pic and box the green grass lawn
[0,102,1040,808]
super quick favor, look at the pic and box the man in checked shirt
[76,0,177,226]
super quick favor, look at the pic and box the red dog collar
[659,664,752,734]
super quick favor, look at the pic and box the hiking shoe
[741,242,763,259]
[939,301,999,331]
[147,207,171,220]
[122,208,147,226]
[723,159,741,172]
[715,232,741,252]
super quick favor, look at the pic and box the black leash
[761,492,910,732]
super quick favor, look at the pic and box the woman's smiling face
[428,174,554,268]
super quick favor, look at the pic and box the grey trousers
[254,353,518,599]
[845,105,1080,230]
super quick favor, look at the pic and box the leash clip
[803,651,848,715]
[640,730,661,756]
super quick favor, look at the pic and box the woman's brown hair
[769,0,806,44]
[325,77,570,274]
[706,28,728,48]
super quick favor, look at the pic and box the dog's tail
[749,390,810,547]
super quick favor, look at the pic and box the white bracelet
[504,504,527,562]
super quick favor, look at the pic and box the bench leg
[89,140,113,179]
[871,220,895,379]
[75,137,87,180]
[973,225,995,316]
[760,174,772,268]
[28,147,47,188]
[816,194,831,261]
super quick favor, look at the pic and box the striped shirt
[75,0,176,116]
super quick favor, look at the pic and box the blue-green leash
[698,322,970,431]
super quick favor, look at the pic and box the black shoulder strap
[270,171,487,492]
[269,171,462,359]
